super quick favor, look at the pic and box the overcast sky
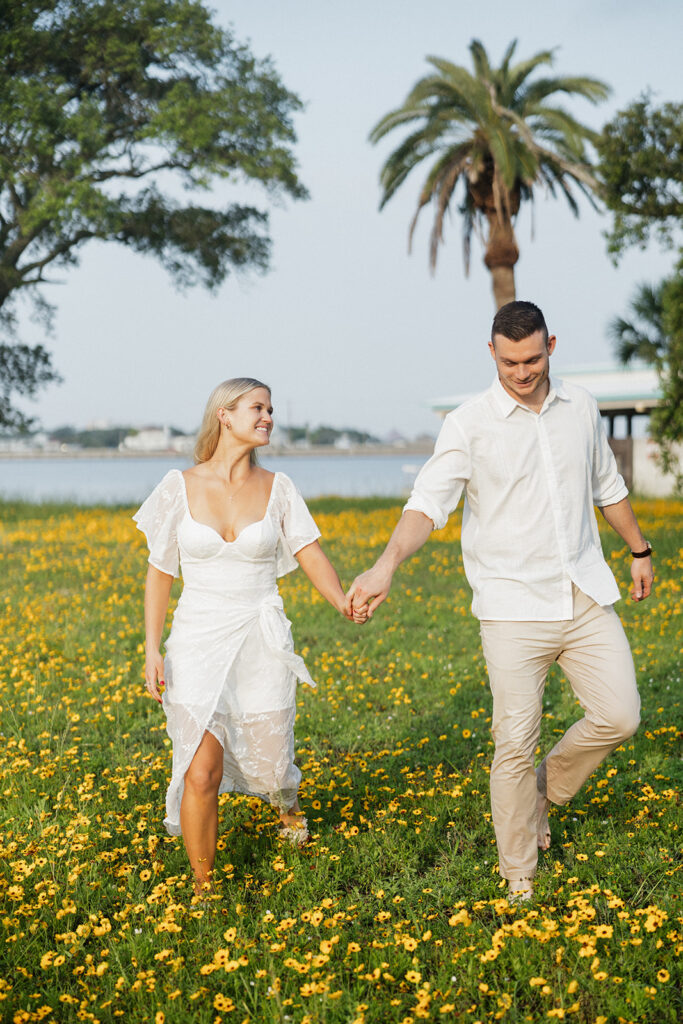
[15,0,682,437]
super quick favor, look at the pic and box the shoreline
[0,444,433,461]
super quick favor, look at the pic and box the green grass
[0,498,680,1023]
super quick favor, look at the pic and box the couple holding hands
[135,301,653,902]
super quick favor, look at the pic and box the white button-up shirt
[404,376,628,621]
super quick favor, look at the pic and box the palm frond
[485,120,519,192]
[505,50,555,95]
[519,75,610,108]
[425,58,490,114]
[526,104,595,154]
[469,39,493,81]
[534,143,599,191]
[608,284,667,366]
[498,39,518,78]
[377,126,444,207]
[547,168,581,216]
[631,282,665,328]
[429,159,465,270]
[408,147,470,253]
[370,103,439,143]
[462,207,474,275]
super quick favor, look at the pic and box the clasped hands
[341,563,392,626]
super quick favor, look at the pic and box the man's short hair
[491,301,548,346]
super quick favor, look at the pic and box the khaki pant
[479,585,640,881]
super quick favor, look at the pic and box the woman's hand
[336,595,367,623]
[351,601,369,625]
[144,648,165,704]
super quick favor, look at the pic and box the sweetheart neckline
[175,469,279,545]
[182,511,269,546]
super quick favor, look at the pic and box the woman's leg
[180,731,224,893]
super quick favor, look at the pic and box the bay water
[0,453,426,505]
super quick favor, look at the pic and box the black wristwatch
[631,541,652,559]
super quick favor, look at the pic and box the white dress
[133,469,320,836]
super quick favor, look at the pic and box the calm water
[0,453,426,505]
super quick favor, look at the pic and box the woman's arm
[295,541,354,620]
[144,564,174,703]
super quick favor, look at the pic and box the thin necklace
[223,471,251,502]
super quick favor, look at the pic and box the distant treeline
[38,424,382,448]
[286,425,381,446]
[48,426,186,448]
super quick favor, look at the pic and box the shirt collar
[548,376,570,404]
[490,376,520,417]
[490,374,569,417]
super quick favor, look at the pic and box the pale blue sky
[18,0,682,436]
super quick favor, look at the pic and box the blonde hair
[194,377,271,464]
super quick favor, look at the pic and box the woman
[134,377,361,894]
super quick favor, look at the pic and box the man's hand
[630,556,654,602]
[344,563,394,620]
[343,510,434,622]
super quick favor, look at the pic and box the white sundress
[133,469,320,836]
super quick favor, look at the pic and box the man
[346,301,653,902]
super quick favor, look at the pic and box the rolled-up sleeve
[591,403,629,506]
[404,415,470,529]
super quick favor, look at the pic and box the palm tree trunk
[490,265,516,309]
[484,213,519,309]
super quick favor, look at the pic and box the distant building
[384,429,408,448]
[169,433,196,455]
[120,426,172,452]
[0,432,62,454]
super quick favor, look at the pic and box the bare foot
[536,789,551,851]
[193,882,216,901]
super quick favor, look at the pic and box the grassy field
[0,496,681,1024]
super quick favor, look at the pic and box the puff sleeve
[274,473,322,577]
[132,470,185,578]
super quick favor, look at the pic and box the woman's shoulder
[269,470,301,498]
[159,467,186,489]
[147,467,187,505]
[134,467,185,525]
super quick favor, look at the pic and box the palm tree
[609,282,668,369]
[370,40,609,308]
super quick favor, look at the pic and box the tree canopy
[370,39,608,308]
[596,96,683,260]
[610,274,683,490]
[600,96,683,489]
[0,0,307,429]
[608,283,667,367]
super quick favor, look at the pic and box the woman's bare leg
[180,731,224,894]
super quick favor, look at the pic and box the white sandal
[279,815,309,846]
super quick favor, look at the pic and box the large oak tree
[0,0,307,429]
